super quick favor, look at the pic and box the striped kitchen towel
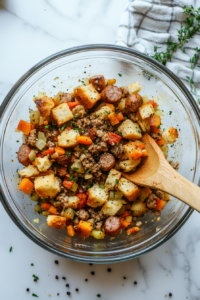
[116,0,200,103]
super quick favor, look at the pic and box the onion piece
[84,78,89,85]
[126,216,132,222]
[29,192,39,201]
[71,161,85,173]
[38,92,46,98]
[70,182,78,192]
[114,192,123,200]
[109,191,115,199]
[30,110,40,125]
[154,109,163,117]
[38,131,46,142]
[116,199,127,205]
[142,95,149,104]
[29,149,38,160]
[84,173,93,180]
[36,139,46,150]
[39,116,44,125]
[51,152,59,159]
[34,204,42,213]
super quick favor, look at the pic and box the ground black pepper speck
[75,288,79,292]
[34,278,37,282]
[91,271,95,275]
[57,293,59,296]
[85,279,88,282]
[67,291,71,296]
[134,281,137,285]
[89,263,93,266]
[62,277,66,280]
[169,293,172,297]
[55,275,59,279]
[66,284,70,288]
[107,268,111,272]
[26,288,29,292]
[55,260,59,264]
[123,277,126,279]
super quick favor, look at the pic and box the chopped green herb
[66,152,71,157]
[42,198,48,201]
[32,158,35,161]
[32,294,38,298]
[157,125,160,129]
[31,263,34,266]
[44,125,50,129]
[115,131,122,136]
[115,179,119,185]
[117,142,120,146]
[69,175,75,181]
[114,107,120,114]
[16,140,19,142]
[99,185,104,189]
[124,116,127,119]
[16,168,19,173]
[33,275,39,280]
[118,73,122,77]
[33,95,35,97]
[61,124,67,131]
[74,115,79,118]
[97,294,101,298]
[169,111,173,115]
[73,167,78,171]
[79,145,86,149]
[9,246,12,252]
[179,128,181,131]
[106,111,110,115]
[75,127,84,132]
[86,169,91,173]
[86,185,92,189]
[162,110,164,112]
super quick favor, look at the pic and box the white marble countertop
[1,1,200,299]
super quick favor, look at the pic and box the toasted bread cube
[105,169,121,190]
[74,84,101,109]
[120,142,137,161]
[47,215,66,229]
[93,106,113,120]
[72,105,86,116]
[18,165,39,178]
[137,113,151,132]
[51,103,73,126]
[162,127,178,144]
[87,184,109,207]
[35,174,61,198]
[139,187,152,202]
[118,119,142,140]
[77,220,93,238]
[117,98,126,113]
[33,156,51,172]
[131,200,148,217]
[117,178,140,201]
[138,103,154,120]
[58,129,79,148]
[128,81,142,95]
[66,196,80,209]
[34,96,55,120]
[101,200,122,216]
[119,158,141,172]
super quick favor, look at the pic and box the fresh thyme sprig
[151,6,200,65]
[186,47,200,103]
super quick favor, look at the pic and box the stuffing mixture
[17,75,179,239]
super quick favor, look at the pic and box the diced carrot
[41,150,49,156]
[63,179,73,189]
[67,102,79,110]
[157,137,165,146]
[48,206,58,215]
[141,149,148,156]
[107,79,116,86]
[41,148,55,156]
[76,136,92,145]
[67,225,75,236]
[43,121,48,125]
[125,204,131,210]
[108,112,120,126]
[134,142,145,150]
[77,220,93,238]
[156,198,167,211]
[116,112,124,121]
[120,211,129,218]
[127,227,140,235]
[151,126,161,134]
[148,100,158,107]
[107,132,122,145]
[105,103,115,111]
[41,203,51,211]
[19,178,34,195]
[55,147,65,155]
[17,120,33,135]
[121,218,131,229]
[150,115,161,127]
[129,148,143,160]
[76,193,87,209]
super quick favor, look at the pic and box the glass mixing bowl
[0,45,199,263]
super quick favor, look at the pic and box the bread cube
[87,184,109,207]
[139,187,152,202]
[18,165,39,178]
[105,169,121,190]
[66,196,80,209]
[51,103,73,127]
[117,98,126,113]
[117,178,140,201]
[138,103,154,119]
[162,127,178,144]
[120,142,136,160]
[33,156,51,172]
[93,106,113,120]
[131,200,148,217]
[77,220,93,238]
[72,105,86,116]
[101,200,122,216]
[137,113,150,132]
[58,129,79,148]
[74,84,101,109]
[128,81,142,95]
[34,96,55,120]
[47,215,66,229]
[35,174,61,198]
[119,158,141,172]
[118,119,142,140]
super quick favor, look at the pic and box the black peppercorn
[57,293,59,296]
[134,281,137,285]
[62,277,66,280]
[85,279,88,282]
[34,278,37,282]
[123,277,126,279]
[26,288,29,292]
[66,284,70,288]
[55,260,59,264]
[55,275,59,279]
[67,291,71,296]
[169,293,172,297]
[89,263,93,265]
[75,288,79,292]
[91,271,95,275]
[107,268,111,272]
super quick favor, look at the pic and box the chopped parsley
[86,185,92,189]
[33,275,39,280]
[16,140,19,142]
[117,142,120,146]
[124,116,127,119]
[32,294,38,297]
[66,152,71,157]
[69,175,75,181]
[115,179,119,185]
[61,124,67,131]
[44,125,50,129]
[118,73,122,77]
[97,294,101,298]
[157,125,160,129]
[9,246,12,252]
[106,111,110,115]
[81,81,86,85]
[114,107,120,114]
[32,158,35,161]
[115,131,122,136]
[74,115,79,118]
[86,169,91,173]
[169,111,173,115]
[31,263,34,266]
[179,128,181,131]
[73,167,78,171]
[42,198,48,201]
[75,127,84,132]
[99,185,105,189]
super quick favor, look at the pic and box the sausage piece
[89,75,106,92]
[57,167,67,177]
[60,93,74,104]
[17,144,31,166]
[56,155,71,166]
[101,86,122,103]
[100,153,115,172]
[125,94,143,112]
[104,216,122,237]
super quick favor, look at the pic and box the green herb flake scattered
[44,125,50,129]
[75,127,84,132]
[86,169,91,173]
[118,73,122,77]
[73,167,78,171]
[31,263,34,266]
[9,247,12,252]
[32,294,38,298]
[69,175,75,181]
[115,179,119,185]
[33,275,39,280]
[169,111,173,115]
[117,142,120,146]
[124,116,127,119]
[32,158,35,161]
[61,124,67,131]
[99,185,105,189]
[16,140,19,142]
[86,185,92,189]
[106,111,110,115]
[42,198,48,201]
[66,152,71,157]
[157,125,160,129]
[97,294,101,298]
[179,128,181,131]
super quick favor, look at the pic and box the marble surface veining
[1,1,200,299]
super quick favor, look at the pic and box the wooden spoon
[123,133,200,212]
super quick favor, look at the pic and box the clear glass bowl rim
[0,44,197,263]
